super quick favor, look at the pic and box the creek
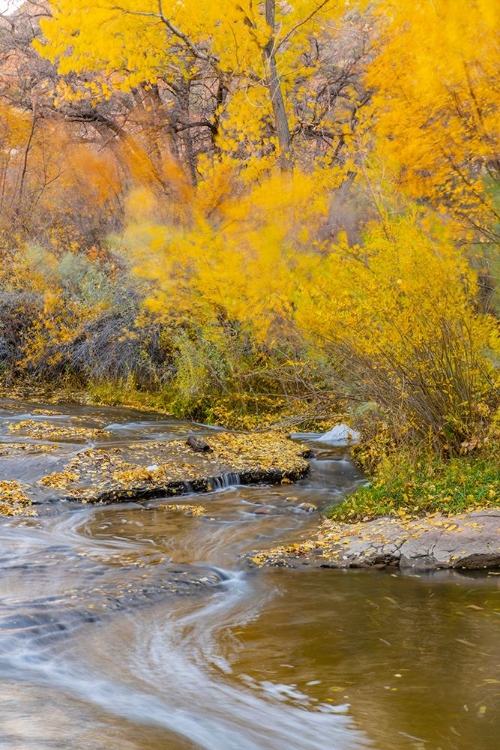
[0,399,498,750]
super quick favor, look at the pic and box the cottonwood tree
[35,0,372,179]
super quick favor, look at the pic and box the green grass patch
[328,448,500,522]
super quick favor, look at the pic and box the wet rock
[186,436,213,453]
[317,424,360,445]
[247,509,500,571]
[1,431,310,511]
[300,448,315,459]
[297,503,317,513]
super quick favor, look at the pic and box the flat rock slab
[0,432,309,515]
[248,509,500,571]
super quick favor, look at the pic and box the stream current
[0,399,499,750]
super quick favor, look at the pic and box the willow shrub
[122,169,500,444]
[295,209,500,454]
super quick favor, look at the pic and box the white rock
[318,424,360,445]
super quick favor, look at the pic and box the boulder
[317,424,360,445]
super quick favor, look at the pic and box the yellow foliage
[125,162,338,342]
[122,160,498,447]
[365,0,500,230]
[36,0,360,174]
[295,206,497,446]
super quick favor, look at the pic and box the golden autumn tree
[365,0,500,238]
[35,0,371,179]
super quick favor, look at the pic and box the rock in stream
[0,423,309,514]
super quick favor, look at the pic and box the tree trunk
[263,0,293,172]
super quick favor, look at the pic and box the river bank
[247,508,500,571]
[247,435,500,572]
[3,396,500,574]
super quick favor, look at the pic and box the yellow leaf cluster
[365,0,500,229]
[36,1,352,172]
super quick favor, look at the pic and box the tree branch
[276,0,332,53]
[157,0,212,63]
[175,120,217,134]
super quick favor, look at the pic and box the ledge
[0,431,310,514]
[246,509,500,571]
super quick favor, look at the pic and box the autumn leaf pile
[0,480,35,517]
[9,421,108,442]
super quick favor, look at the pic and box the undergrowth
[328,446,500,522]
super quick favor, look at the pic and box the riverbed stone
[247,509,500,571]
[0,431,309,511]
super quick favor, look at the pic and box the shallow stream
[0,399,498,749]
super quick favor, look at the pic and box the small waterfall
[211,473,241,490]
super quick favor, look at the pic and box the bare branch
[157,0,212,62]
[276,0,332,53]
[175,120,217,134]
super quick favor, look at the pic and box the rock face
[248,509,500,571]
[0,431,310,513]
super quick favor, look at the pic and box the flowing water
[0,399,499,750]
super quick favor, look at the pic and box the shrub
[295,208,499,453]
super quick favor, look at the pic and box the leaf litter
[0,429,309,514]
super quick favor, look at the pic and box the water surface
[0,400,498,749]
